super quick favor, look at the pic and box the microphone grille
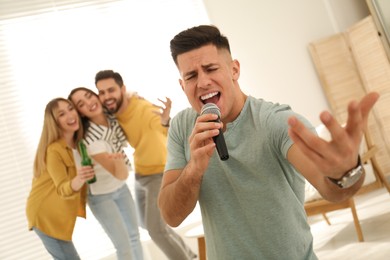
[201,103,221,117]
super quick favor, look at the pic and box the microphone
[201,103,229,161]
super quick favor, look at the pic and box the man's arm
[158,167,202,227]
[158,113,221,226]
[287,144,365,202]
[287,92,379,202]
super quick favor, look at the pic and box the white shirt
[80,115,131,195]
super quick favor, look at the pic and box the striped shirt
[83,113,131,168]
[81,114,132,195]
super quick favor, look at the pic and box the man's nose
[101,92,110,101]
[197,72,212,88]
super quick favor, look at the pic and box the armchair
[304,125,390,242]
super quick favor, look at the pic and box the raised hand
[287,92,379,179]
[153,97,172,126]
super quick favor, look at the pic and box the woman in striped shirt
[69,87,143,260]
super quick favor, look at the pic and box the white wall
[1,1,372,259]
[202,0,369,125]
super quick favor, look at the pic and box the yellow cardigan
[26,139,86,241]
[116,96,168,175]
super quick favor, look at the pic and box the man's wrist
[327,155,364,189]
[162,117,171,127]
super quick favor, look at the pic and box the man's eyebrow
[202,63,215,69]
[183,63,217,78]
[183,70,196,78]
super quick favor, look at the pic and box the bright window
[0,0,209,259]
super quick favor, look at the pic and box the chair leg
[322,213,331,225]
[371,157,390,194]
[197,236,206,260]
[349,198,364,242]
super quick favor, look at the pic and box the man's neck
[116,94,131,115]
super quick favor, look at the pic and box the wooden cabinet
[309,16,390,177]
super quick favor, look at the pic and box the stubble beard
[106,95,124,114]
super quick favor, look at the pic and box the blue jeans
[33,227,80,260]
[88,184,143,260]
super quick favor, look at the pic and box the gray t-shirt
[166,96,317,260]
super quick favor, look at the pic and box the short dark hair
[170,25,231,65]
[95,70,124,87]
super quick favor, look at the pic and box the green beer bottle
[78,141,96,184]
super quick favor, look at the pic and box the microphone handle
[213,128,229,161]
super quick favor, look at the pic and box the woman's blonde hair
[33,98,84,178]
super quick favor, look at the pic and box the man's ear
[122,84,127,94]
[232,59,240,81]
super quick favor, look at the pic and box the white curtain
[0,0,209,259]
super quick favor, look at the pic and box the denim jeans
[33,227,80,260]
[135,173,196,260]
[88,184,143,260]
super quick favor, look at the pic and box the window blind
[0,0,209,259]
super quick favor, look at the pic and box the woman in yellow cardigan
[26,98,95,259]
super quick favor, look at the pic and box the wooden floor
[102,187,390,260]
[309,187,390,260]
